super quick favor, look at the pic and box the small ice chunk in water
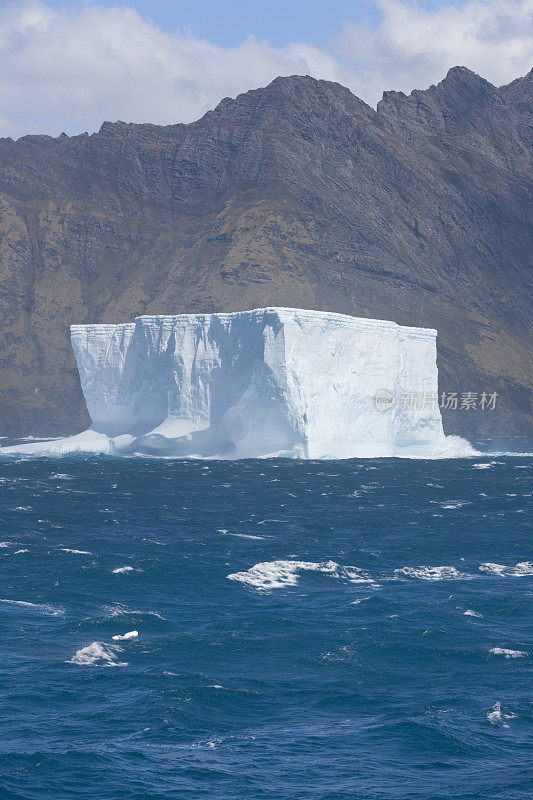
[112,630,139,641]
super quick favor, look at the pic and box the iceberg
[2,308,474,459]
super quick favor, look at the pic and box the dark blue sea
[0,452,531,799]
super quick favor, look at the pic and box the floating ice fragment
[112,630,139,641]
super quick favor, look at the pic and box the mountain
[0,67,531,439]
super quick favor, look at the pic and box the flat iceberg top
[70,307,437,341]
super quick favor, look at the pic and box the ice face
[4,308,474,458]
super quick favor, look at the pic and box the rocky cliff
[0,66,531,438]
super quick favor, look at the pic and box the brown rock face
[0,68,531,439]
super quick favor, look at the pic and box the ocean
[0,451,531,799]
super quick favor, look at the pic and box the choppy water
[0,454,531,799]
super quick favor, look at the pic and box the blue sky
[45,1,464,47]
[0,1,530,137]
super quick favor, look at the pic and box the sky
[0,0,531,137]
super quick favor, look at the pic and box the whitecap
[351,596,372,605]
[464,609,483,617]
[343,566,375,584]
[13,549,29,554]
[102,603,165,620]
[112,630,139,641]
[228,559,374,591]
[489,647,527,658]
[61,548,92,555]
[487,702,516,728]
[222,532,266,540]
[0,542,11,548]
[227,559,339,591]
[394,566,471,581]
[112,566,136,574]
[472,462,497,469]
[67,641,127,667]
[440,502,466,509]
[0,598,64,615]
[479,561,533,577]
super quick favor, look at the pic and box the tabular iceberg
[3,308,473,459]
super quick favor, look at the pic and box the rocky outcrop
[0,67,531,438]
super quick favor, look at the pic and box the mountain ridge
[0,67,531,437]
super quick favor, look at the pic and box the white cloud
[0,0,531,138]
[336,0,533,101]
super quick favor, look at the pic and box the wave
[0,598,64,615]
[227,559,379,591]
[394,566,471,581]
[489,647,527,658]
[228,556,533,591]
[350,596,373,605]
[0,430,481,460]
[228,559,341,591]
[101,603,165,620]
[479,561,533,577]
[3,436,532,461]
[487,702,517,728]
[67,641,127,667]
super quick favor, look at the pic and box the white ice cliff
[2,308,474,458]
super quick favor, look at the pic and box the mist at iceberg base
[2,308,477,460]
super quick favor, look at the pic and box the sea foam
[487,702,516,728]
[67,641,127,667]
[394,566,471,581]
[0,599,64,615]
[489,647,527,658]
[227,559,375,591]
[479,562,533,577]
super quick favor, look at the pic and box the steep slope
[0,68,531,438]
